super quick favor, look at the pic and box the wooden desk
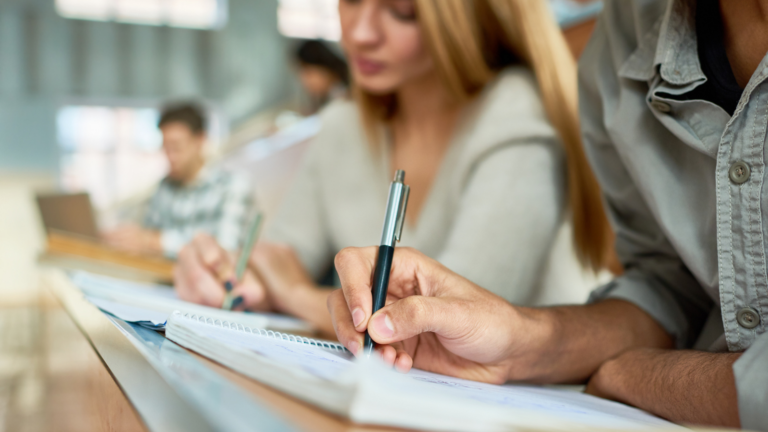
[41,272,745,432]
[0,291,146,432]
[40,232,174,283]
[44,269,406,432]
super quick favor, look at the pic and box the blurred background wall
[0,0,295,173]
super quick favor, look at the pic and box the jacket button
[651,100,672,113]
[729,161,751,184]
[737,307,760,329]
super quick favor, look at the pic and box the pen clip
[394,185,410,242]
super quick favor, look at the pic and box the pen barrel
[363,244,395,355]
[371,244,394,312]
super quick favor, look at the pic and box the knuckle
[192,232,208,245]
[334,247,355,267]
[403,296,428,318]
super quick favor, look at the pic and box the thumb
[367,296,462,345]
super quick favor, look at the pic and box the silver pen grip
[380,170,410,246]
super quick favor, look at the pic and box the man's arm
[586,349,741,427]
[330,247,674,384]
[513,300,673,383]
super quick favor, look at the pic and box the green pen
[222,213,263,311]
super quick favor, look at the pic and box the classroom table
[30,267,750,432]
[39,268,411,432]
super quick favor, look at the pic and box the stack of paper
[70,271,313,333]
[166,311,683,432]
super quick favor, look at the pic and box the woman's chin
[354,77,400,96]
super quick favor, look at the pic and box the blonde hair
[353,0,611,271]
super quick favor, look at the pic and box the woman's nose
[349,1,382,47]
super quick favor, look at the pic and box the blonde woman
[174,0,610,336]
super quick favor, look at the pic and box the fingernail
[224,280,234,293]
[230,296,244,309]
[371,313,394,338]
[352,308,365,328]
[347,340,359,356]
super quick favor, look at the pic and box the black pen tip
[224,280,234,292]
[230,296,244,309]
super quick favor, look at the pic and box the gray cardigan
[264,67,591,305]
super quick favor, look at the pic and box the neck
[755,0,768,21]
[720,0,768,87]
[392,72,462,146]
[177,157,205,185]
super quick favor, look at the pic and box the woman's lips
[353,57,385,75]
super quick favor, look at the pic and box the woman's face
[339,0,434,95]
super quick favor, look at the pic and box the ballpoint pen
[223,212,263,311]
[364,170,410,356]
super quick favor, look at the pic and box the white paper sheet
[87,296,169,329]
[71,271,312,333]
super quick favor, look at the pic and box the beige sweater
[265,67,594,305]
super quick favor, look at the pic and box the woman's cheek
[385,23,432,79]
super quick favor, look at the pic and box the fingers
[367,295,461,345]
[327,289,363,356]
[334,246,378,332]
[191,233,234,281]
[231,269,271,311]
[393,347,413,373]
[175,241,226,307]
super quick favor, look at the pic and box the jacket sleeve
[579,1,713,349]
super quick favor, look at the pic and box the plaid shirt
[143,168,254,258]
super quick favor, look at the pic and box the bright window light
[57,106,167,210]
[278,0,340,41]
[276,0,603,41]
[55,0,228,30]
[57,104,225,210]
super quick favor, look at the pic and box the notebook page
[169,312,683,431]
[70,271,311,332]
[398,370,681,430]
[87,296,168,329]
[175,313,354,381]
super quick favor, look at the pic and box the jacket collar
[619,0,705,86]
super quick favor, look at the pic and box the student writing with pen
[174,0,613,336]
[329,0,768,429]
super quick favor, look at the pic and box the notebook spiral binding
[177,311,350,353]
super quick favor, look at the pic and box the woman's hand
[174,233,272,311]
[328,246,551,384]
[250,243,315,312]
[251,242,336,336]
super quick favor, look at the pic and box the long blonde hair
[354,0,611,271]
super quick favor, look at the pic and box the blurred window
[278,0,339,41]
[275,0,602,41]
[57,106,167,211]
[57,104,222,211]
[55,0,228,29]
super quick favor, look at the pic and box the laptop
[36,192,101,241]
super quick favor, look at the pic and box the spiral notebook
[166,311,683,432]
[70,271,312,333]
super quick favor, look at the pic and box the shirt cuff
[160,230,186,259]
[733,331,768,431]
[588,269,693,349]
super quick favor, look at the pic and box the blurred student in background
[295,40,350,114]
[103,103,253,258]
[174,0,612,335]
